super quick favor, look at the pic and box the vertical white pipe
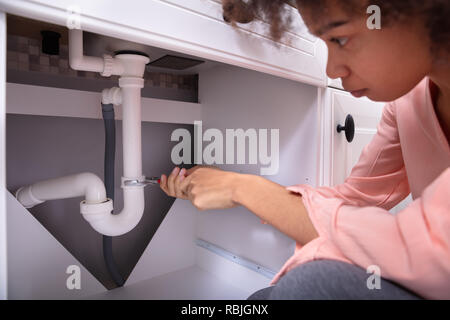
[119,77,144,179]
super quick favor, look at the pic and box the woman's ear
[222,0,255,24]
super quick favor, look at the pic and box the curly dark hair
[221,0,450,57]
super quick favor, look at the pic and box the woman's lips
[350,88,368,98]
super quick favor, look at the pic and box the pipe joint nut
[80,198,113,223]
[102,87,122,105]
[101,54,115,77]
[15,186,45,208]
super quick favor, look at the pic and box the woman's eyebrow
[314,20,350,36]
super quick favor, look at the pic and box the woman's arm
[233,173,319,246]
[160,166,319,245]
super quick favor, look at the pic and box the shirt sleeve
[286,102,450,299]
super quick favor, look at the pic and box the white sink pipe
[15,29,150,236]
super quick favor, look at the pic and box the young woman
[159,0,450,299]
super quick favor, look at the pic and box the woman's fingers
[180,173,194,199]
[160,166,190,199]
[175,168,188,199]
[160,174,169,194]
[167,166,180,196]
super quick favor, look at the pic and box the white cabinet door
[319,87,412,213]
[330,89,384,186]
[0,0,327,86]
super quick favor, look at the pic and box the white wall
[197,65,319,273]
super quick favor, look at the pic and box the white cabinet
[0,0,328,86]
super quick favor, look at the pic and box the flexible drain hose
[101,103,125,287]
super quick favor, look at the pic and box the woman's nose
[326,54,350,80]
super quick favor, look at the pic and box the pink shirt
[270,77,450,299]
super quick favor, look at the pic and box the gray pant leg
[247,286,275,300]
[247,260,424,300]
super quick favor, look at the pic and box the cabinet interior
[4,10,320,299]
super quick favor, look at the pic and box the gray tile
[39,56,50,66]
[29,55,39,65]
[18,53,28,63]
[7,61,19,70]
[7,50,18,62]
[50,56,59,67]
[39,65,50,72]
[7,35,17,48]
[18,62,30,71]
[29,38,40,46]
[59,59,69,69]
[29,45,40,56]
[59,45,68,58]
[18,43,29,53]
[17,35,29,45]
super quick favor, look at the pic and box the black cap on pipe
[40,30,61,55]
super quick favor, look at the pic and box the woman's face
[300,3,433,101]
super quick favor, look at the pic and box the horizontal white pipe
[15,172,107,208]
[15,172,145,237]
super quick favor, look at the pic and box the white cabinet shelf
[6,83,202,124]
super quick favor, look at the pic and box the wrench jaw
[123,176,160,187]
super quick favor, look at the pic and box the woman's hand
[159,165,242,211]
[160,165,319,244]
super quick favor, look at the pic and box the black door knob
[337,114,355,143]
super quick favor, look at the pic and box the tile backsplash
[6,34,198,92]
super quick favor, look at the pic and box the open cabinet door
[321,87,413,213]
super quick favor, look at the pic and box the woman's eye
[330,37,348,47]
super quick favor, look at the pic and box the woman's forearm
[232,173,319,245]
